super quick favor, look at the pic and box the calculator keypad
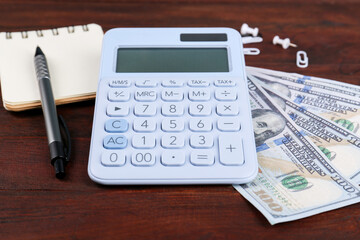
[101,78,244,168]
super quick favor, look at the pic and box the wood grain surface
[0,0,359,239]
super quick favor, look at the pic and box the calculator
[88,28,258,184]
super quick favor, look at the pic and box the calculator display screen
[116,48,229,72]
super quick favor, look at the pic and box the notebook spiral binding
[5,24,90,39]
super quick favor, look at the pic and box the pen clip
[58,115,71,164]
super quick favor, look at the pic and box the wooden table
[1,0,359,239]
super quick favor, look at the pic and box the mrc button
[134,90,157,101]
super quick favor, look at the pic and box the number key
[189,118,212,132]
[131,152,156,166]
[161,134,185,148]
[134,103,157,116]
[190,134,213,148]
[189,102,212,116]
[161,103,184,116]
[132,134,156,149]
[162,118,185,132]
[101,151,126,166]
[133,118,156,132]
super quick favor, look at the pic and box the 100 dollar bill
[233,77,360,225]
[248,71,360,135]
[247,66,360,99]
[255,80,360,184]
[247,66,360,95]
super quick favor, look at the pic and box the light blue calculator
[88,28,258,184]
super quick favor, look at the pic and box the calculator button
[219,134,244,165]
[109,79,131,87]
[105,119,129,133]
[106,103,129,116]
[133,118,157,132]
[134,103,157,116]
[217,118,241,132]
[190,151,214,166]
[108,89,131,101]
[161,89,184,101]
[189,134,213,148]
[131,152,156,166]
[132,134,156,149]
[101,151,126,166]
[135,79,157,87]
[161,151,186,166]
[214,79,236,87]
[189,103,212,116]
[134,90,157,101]
[161,103,184,116]
[161,118,185,132]
[188,89,211,101]
[216,103,239,116]
[215,88,237,101]
[189,118,212,132]
[103,135,127,149]
[161,134,185,148]
[188,79,210,87]
[162,79,183,87]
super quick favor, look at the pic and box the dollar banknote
[255,80,360,184]
[247,66,360,98]
[247,71,360,135]
[233,77,360,225]
[247,66,360,94]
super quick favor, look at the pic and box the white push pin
[272,35,297,49]
[241,23,259,37]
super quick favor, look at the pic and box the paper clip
[242,36,263,44]
[296,51,308,68]
[244,48,260,55]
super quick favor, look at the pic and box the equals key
[190,151,214,166]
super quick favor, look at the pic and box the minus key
[217,117,241,131]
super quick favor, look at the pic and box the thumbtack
[240,23,259,37]
[272,35,297,49]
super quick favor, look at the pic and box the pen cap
[53,158,65,179]
[49,141,66,179]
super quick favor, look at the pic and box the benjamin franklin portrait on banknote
[252,108,286,147]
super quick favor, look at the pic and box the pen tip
[35,46,44,57]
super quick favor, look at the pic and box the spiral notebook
[0,23,103,111]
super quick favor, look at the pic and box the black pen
[34,46,70,179]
